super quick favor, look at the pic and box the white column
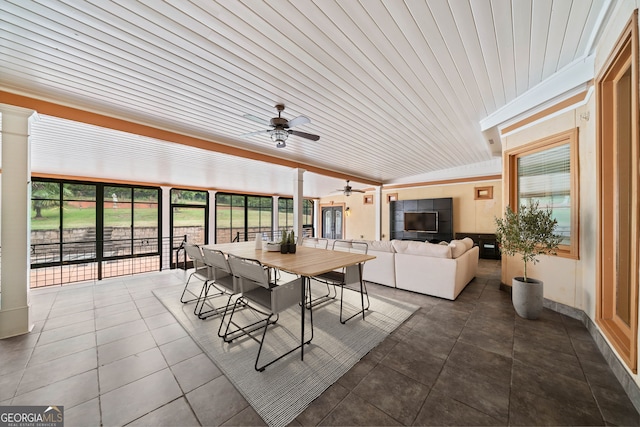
[160,186,173,269]
[208,190,217,244]
[375,186,382,240]
[293,168,305,242]
[161,185,171,244]
[272,196,279,240]
[313,198,320,237]
[0,105,36,338]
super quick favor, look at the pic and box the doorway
[321,206,343,240]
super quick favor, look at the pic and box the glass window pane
[64,183,96,201]
[616,66,633,327]
[31,181,61,263]
[216,194,232,242]
[134,188,158,203]
[62,183,96,261]
[103,186,131,256]
[173,207,205,245]
[171,189,207,205]
[104,186,132,203]
[517,144,571,245]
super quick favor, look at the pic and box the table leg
[301,275,305,360]
[359,263,365,320]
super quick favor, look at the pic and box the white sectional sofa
[356,237,479,300]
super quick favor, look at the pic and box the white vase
[512,277,543,319]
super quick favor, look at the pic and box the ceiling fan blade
[353,189,366,193]
[290,130,320,141]
[239,129,270,137]
[287,115,310,128]
[243,113,269,126]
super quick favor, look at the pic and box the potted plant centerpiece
[280,231,289,254]
[494,200,563,319]
[288,230,296,254]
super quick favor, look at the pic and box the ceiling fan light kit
[242,104,320,148]
[271,128,288,148]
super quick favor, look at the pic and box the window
[247,195,273,240]
[596,11,638,373]
[279,198,314,236]
[504,129,579,258]
[170,189,208,245]
[216,193,273,243]
[278,198,294,233]
[30,178,161,286]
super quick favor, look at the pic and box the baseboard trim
[500,283,640,413]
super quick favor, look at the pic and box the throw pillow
[462,237,475,250]
[448,240,466,258]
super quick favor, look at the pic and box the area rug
[154,282,418,427]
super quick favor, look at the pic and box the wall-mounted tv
[404,211,438,233]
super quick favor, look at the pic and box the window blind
[517,144,570,199]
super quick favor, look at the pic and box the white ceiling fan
[241,104,320,148]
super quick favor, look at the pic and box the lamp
[271,128,289,148]
[345,207,351,216]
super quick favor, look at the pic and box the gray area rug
[154,282,418,427]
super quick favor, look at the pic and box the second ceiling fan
[241,104,320,148]
[337,180,365,197]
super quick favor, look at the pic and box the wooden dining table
[203,241,375,361]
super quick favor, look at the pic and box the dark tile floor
[2,259,638,426]
[293,259,640,426]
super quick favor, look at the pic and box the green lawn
[31,206,291,230]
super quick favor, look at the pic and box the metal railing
[29,235,187,288]
[231,226,314,243]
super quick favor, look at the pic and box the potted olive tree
[494,200,563,319]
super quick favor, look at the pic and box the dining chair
[219,254,313,371]
[180,242,211,304]
[194,247,238,319]
[312,240,370,323]
[300,237,329,249]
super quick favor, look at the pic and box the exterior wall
[500,0,640,390]
[319,179,502,241]
[592,0,640,390]
[501,110,584,309]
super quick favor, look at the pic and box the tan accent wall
[319,178,502,241]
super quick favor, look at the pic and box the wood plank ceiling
[0,0,609,197]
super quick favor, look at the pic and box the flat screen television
[404,211,438,233]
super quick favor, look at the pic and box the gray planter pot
[512,277,543,319]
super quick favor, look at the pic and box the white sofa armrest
[395,246,479,300]
[362,250,396,287]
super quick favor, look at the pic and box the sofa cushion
[462,237,475,251]
[448,240,467,258]
[363,240,396,253]
[392,240,452,258]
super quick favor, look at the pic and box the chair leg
[339,277,370,324]
[304,278,337,308]
[194,282,227,319]
[218,297,242,341]
[180,272,206,304]
[254,282,314,372]
[193,281,210,315]
[254,313,275,372]
[219,299,278,343]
